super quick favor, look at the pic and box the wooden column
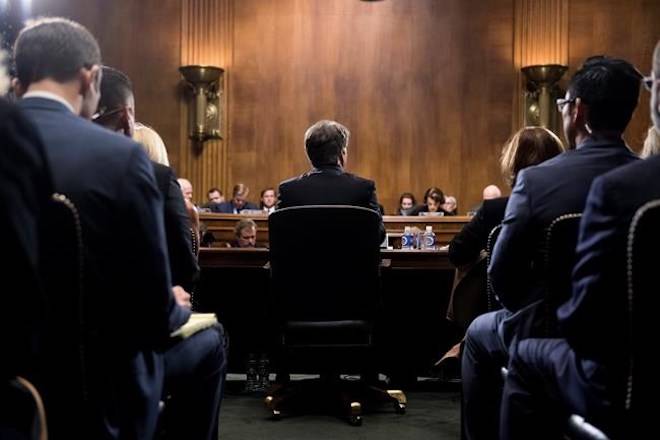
[512,0,569,132]
[179,0,234,204]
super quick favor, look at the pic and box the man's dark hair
[304,120,350,167]
[13,17,101,87]
[568,56,642,133]
[208,187,222,196]
[97,66,133,117]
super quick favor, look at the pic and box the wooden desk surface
[200,213,470,247]
[198,247,453,270]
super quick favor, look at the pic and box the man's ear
[573,97,589,129]
[11,78,25,97]
[79,65,101,95]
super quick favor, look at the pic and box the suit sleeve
[275,184,287,210]
[117,147,190,347]
[488,171,535,311]
[163,168,199,291]
[449,206,490,267]
[557,176,626,360]
[366,180,386,243]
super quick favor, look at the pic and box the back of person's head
[14,17,101,88]
[94,66,134,135]
[500,126,564,186]
[304,120,350,167]
[568,56,642,133]
[482,185,502,200]
[641,126,660,158]
[132,123,169,166]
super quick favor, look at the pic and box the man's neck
[576,129,623,147]
[25,80,82,115]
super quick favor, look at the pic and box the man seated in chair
[500,41,660,440]
[93,64,227,440]
[461,56,641,439]
[276,119,385,241]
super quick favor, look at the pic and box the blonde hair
[500,126,564,186]
[133,123,170,166]
[641,126,660,158]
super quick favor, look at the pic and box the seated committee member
[201,187,224,211]
[260,187,277,214]
[500,41,660,440]
[14,17,178,439]
[276,119,385,240]
[462,56,641,440]
[94,65,225,440]
[226,218,258,248]
[409,186,449,216]
[212,182,259,213]
[397,192,417,215]
[442,195,458,215]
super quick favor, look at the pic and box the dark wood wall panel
[229,0,514,213]
[23,0,660,210]
[31,0,183,168]
[568,0,660,151]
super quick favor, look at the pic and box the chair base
[264,377,406,426]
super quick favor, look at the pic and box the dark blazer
[152,162,199,292]
[211,200,259,213]
[277,164,385,241]
[20,97,187,440]
[489,139,638,311]
[558,155,660,365]
[449,197,508,267]
[0,99,53,379]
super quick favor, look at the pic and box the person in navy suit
[461,56,642,439]
[277,119,385,241]
[211,183,259,213]
[13,17,183,439]
[95,65,226,440]
[500,42,660,440]
[0,98,53,383]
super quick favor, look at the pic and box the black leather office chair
[485,224,503,312]
[0,377,48,440]
[264,205,405,426]
[38,193,88,438]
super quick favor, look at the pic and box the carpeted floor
[218,376,461,439]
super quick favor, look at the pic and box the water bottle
[402,226,413,249]
[422,225,436,250]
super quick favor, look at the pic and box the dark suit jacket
[211,200,259,213]
[20,97,188,440]
[489,139,638,312]
[276,164,385,241]
[558,155,660,366]
[0,99,53,380]
[449,197,508,267]
[152,162,199,292]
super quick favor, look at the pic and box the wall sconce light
[521,64,568,130]
[179,65,224,142]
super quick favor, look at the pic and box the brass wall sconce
[521,64,568,130]
[179,65,224,142]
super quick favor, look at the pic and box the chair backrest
[268,205,382,322]
[543,213,582,308]
[0,377,48,440]
[486,224,503,311]
[37,194,88,434]
[626,199,660,429]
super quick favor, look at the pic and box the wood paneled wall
[26,0,660,211]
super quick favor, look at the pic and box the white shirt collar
[22,91,76,114]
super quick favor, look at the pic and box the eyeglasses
[91,106,124,121]
[643,75,658,92]
[556,97,576,112]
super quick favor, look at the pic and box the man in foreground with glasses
[461,56,641,440]
[500,41,660,440]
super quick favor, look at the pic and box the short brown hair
[500,127,564,186]
[234,218,256,237]
[232,183,249,198]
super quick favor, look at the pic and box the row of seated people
[442,52,659,439]
[2,18,227,440]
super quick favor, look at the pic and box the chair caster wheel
[349,415,362,426]
[395,402,406,414]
